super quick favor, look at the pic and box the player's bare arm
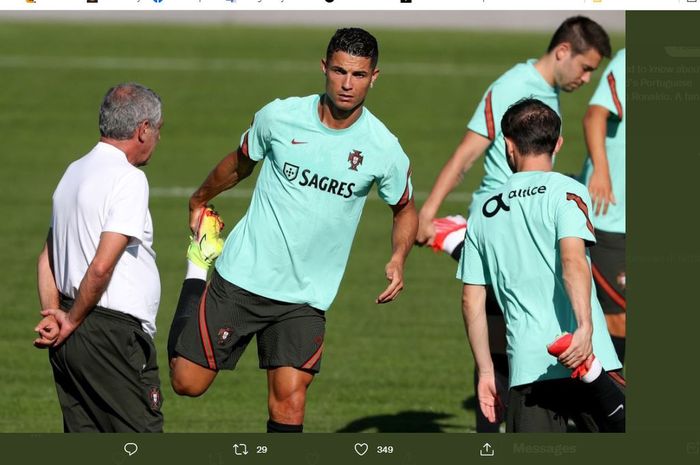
[417,131,491,245]
[583,105,616,216]
[189,148,258,232]
[376,198,418,304]
[462,283,501,423]
[558,237,594,369]
[41,232,130,347]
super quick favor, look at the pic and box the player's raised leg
[168,206,225,396]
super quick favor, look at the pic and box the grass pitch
[0,20,623,432]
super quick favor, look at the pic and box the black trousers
[50,299,163,432]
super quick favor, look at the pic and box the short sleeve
[589,51,625,120]
[467,86,496,140]
[555,182,597,246]
[103,170,149,242]
[378,147,413,207]
[457,227,491,285]
[240,100,277,162]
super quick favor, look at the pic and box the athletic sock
[450,241,465,262]
[442,228,466,256]
[584,373,626,432]
[185,260,208,281]
[267,419,303,433]
[167,278,206,360]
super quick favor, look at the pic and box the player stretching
[166,28,418,433]
[459,98,624,433]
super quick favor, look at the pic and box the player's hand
[558,325,593,370]
[588,169,616,216]
[477,372,504,424]
[415,213,436,246]
[33,314,59,348]
[376,260,404,304]
[40,309,79,347]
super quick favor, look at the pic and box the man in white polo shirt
[33,83,164,432]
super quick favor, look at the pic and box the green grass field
[0,20,623,432]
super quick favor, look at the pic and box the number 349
[377,446,394,454]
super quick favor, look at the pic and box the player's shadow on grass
[463,395,478,414]
[336,410,457,432]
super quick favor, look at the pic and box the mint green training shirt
[467,60,560,214]
[580,49,626,234]
[216,94,413,311]
[458,171,621,387]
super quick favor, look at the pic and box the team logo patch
[217,327,234,345]
[148,386,162,411]
[283,162,299,181]
[348,150,363,171]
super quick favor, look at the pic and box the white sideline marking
[150,187,471,203]
[0,55,504,77]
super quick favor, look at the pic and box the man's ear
[554,42,572,61]
[504,136,515,156]
[371,67,380,87]
[553,136,564,155]
[136,120,151,143]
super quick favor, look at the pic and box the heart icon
[354,443,369,456]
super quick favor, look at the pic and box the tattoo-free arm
[558,237,594,369]
[35,229,60,347]
[41,232,130,346]
[37,228,59,311]
[583,105,616,216]
[376,198,418,304]
[189,148,258,232]
[417,131,491,245]
[462,283,501,423]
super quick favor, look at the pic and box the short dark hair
[501,98,561,156]
[547,16,611,59]
[326,28,379,68]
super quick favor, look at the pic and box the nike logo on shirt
[291,139,308,145]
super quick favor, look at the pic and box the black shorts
[590,229,626,315]
[507,373,626,433]
[50,298,163,432]
[175,270,326,373]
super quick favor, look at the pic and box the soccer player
[415,16,611,432]
[459,98,624,433]
[33,83,165,432]
[167,28,418,433]
[580,49,626,364]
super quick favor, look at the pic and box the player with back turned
[459,98,624,432]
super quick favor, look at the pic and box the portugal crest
[148,386,162,411]
[283,162,299,181]
[348,150,363,171]
[217,327,233,345]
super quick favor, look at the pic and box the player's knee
[269,388,307,423]
[170,373,208,397]
[169,359,213,397]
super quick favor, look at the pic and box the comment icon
[124,442,139,457]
